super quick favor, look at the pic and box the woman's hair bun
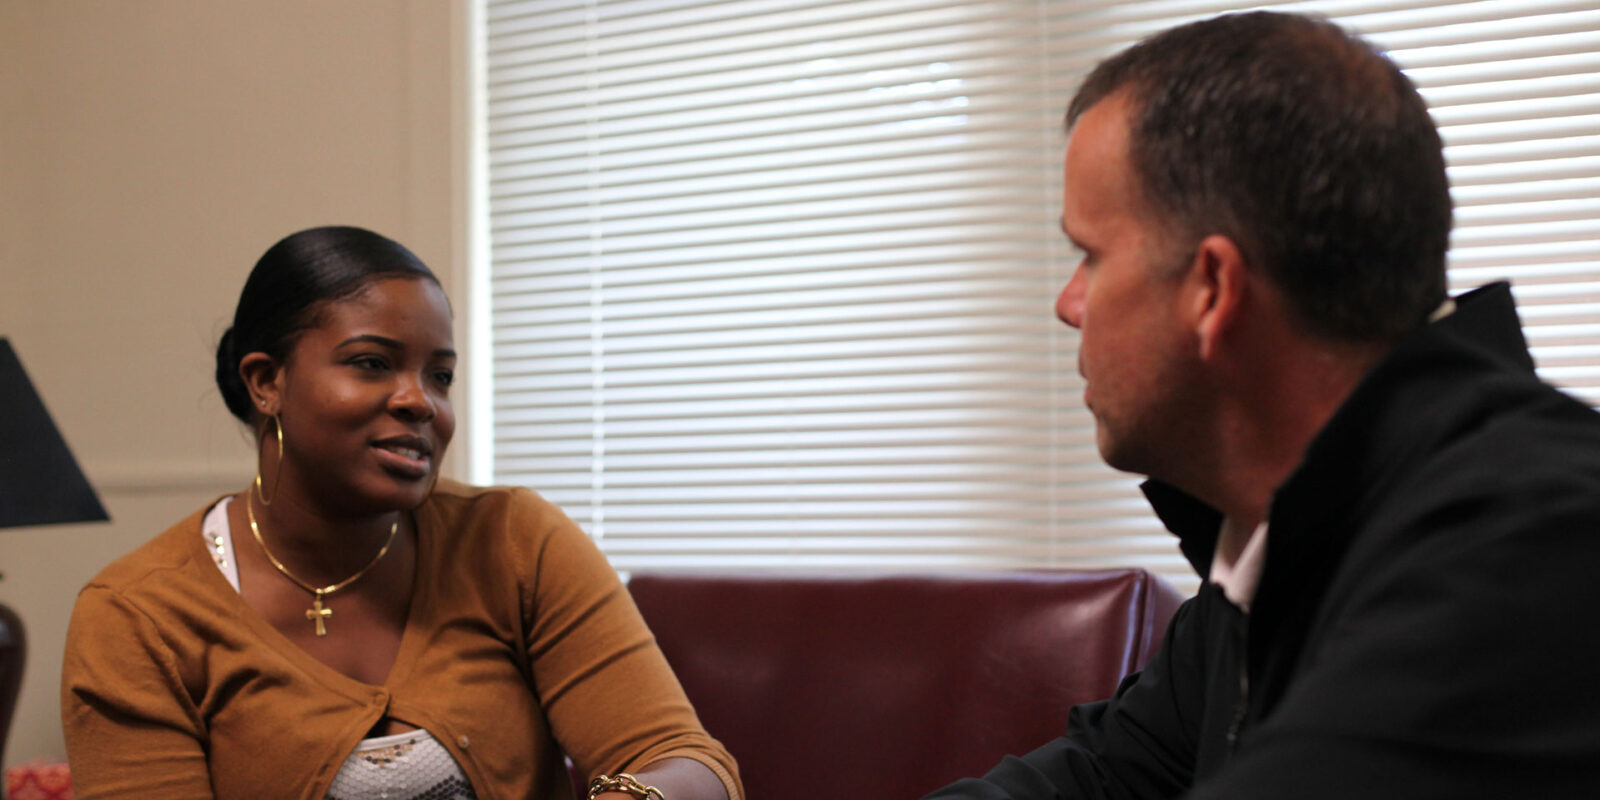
[214,327,255,422]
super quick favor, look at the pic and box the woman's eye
[433,370,455,388]
[351,355,388,371]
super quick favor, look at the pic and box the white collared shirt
[1209,517,1268,612]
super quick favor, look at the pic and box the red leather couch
[628,569,1185,799]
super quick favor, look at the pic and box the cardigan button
[458,734,470,749]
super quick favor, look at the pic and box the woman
[61,226,741,800]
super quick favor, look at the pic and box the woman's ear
[239,352,284,419]
[1190,234,1249,362]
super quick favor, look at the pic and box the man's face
[1056,93,1203,477]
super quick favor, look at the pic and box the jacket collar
[1142,281,1534,577]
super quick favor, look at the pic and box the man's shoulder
[1338,374,1600,590]
[1423,374,1600,491]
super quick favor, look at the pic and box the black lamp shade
[0,338,108,528]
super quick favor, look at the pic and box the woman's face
[271,277,456,515]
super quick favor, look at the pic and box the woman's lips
[373,441,431,479]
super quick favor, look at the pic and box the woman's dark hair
[215,225,440,423]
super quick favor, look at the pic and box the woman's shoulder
[81,500,218,597]
[420,480,594,567]
[422,479,569,529]
[68,498,232,654]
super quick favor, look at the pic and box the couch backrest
[628,569,1185,800]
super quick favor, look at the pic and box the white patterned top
[325,730,478,800]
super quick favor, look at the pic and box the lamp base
[0,601,25,767]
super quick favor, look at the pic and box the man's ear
[239,352,284,419]
[1188,234,1249,362]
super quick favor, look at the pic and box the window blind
[483,0,1600,591]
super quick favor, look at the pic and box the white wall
[0,0,472,768]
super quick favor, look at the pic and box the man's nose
[1056,268,1086,328]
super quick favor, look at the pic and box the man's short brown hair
[1068,11,1451,342]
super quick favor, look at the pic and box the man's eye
[433,370,455,388]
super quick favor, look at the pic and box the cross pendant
[306,594,332,637]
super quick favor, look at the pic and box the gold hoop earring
[255,414,284,506]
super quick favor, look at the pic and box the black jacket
[926,283,1600,799]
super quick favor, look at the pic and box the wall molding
[87,458,252,495]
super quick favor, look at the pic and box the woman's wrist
[588,772,665,800]
[589,757,733,800]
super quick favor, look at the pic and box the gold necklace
[245,493,398,637]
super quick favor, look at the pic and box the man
[926,11,1600,799]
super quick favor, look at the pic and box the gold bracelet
[588,772,665,800]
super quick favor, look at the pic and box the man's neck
[1182,328,1389,527]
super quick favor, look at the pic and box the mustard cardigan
[62,483,741,800]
